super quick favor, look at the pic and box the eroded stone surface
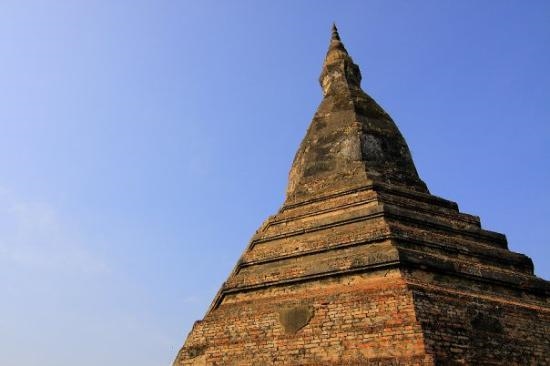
[286,25,427,203]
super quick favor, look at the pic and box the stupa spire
[320,23,360,96]
[286,25,427,204]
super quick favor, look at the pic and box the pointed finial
[320,22,360,95]
[331,22,341,41]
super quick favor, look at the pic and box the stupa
[174,25,550,365]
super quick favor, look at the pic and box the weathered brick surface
[175,182,550,364]
[173,25,550,365]
[177,271,434,365]
[408,276,550,365]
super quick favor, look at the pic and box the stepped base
[175,183,549,365]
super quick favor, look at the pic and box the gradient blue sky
[0,1,549,365]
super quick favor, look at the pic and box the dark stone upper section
[286,25,428,204]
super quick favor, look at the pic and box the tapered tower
[174,25,550,365]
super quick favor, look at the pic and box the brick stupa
[174,25,550,365]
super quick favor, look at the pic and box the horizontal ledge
[212,260,401,310]
[252,204,505,248]
[251,208,385,246]
[282,182,459,211]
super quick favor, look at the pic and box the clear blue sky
[0,1,548,365]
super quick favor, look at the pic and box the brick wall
[176,269,434,365]
[409,275,550,365]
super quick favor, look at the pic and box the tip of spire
[331,22,341,41]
